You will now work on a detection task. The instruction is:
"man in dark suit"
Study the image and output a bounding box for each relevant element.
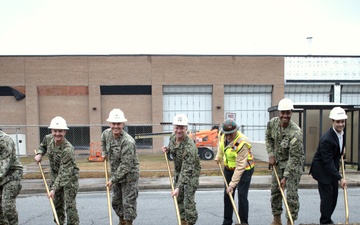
[310,107,348,224]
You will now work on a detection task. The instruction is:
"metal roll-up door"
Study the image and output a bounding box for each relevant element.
[163,85,213,130]
[224,85,272,141]
[342,85,360,105]
[285,84,332,102]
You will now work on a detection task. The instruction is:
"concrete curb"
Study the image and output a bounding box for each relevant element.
[19,183,360,195]
[19,175,360,195]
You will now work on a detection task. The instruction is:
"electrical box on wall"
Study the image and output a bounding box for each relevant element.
[9,134,26,155]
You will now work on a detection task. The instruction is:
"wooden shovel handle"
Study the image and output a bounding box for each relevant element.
[34,150,60,225]
[218,163,241,224]
[341,156,349,224]
[104,159,113,225]
[273,165,293,225]
[164,152,182,225]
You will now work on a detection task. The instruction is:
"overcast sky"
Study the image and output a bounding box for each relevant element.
[0,0,359,56]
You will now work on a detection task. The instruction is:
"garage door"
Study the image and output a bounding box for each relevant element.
[163,85,213,132]
[342,85,360,105]
[224,85,272,142]
[285,84,332,102]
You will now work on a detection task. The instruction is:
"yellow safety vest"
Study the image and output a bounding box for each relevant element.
[219,131,254,170]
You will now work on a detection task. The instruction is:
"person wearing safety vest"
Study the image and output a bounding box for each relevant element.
[215,118,254,225]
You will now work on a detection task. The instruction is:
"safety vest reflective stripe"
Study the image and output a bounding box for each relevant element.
[246,157,255,170]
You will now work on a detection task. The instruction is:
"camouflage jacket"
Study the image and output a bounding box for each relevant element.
[36,134,79,191]
[0,131,23,186]
[101,128,139,183]
[167,134,201,189]
[265,117,304,177]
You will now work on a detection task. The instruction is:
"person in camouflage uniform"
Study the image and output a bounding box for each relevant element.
[34,116,80,225]
[0,130,23,225]
[265,98,304,225]
[162,114,201,225]
[101,108,139,225]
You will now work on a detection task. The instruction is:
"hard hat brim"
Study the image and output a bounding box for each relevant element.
[221,126,238,134]
[329,116,348,120]
[48,126,69,130]
[106,119,127,123]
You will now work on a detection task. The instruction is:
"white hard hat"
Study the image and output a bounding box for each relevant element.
[172,114,189,126]
[329,107,348,120]
[48,116,69,130]
[278,98,294,111]
[106,108,127,123]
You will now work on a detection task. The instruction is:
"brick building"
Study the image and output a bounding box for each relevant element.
[0,55,286,155]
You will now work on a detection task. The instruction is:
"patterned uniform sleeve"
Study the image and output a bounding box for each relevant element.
[37,135,49,155]
[101,131,108,158]
[175,142,198,189]
[265,119,275,158]
[0,136,14,183]
[283,130,304,178]
[229,145,249,188]
[51,147,76,191]
[111,141,137,183]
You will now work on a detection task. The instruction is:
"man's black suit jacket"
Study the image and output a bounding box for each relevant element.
[310,127,343,184]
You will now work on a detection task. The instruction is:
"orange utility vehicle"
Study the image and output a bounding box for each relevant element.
[188,128,218,160]
[89,127,219,161]
[135,126,219,160]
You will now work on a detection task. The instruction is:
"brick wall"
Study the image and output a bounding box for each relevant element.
[0,55,284,154]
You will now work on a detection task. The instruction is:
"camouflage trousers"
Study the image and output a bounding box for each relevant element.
[0,180,22,225]
[270,163,302,221]
[112,180,139,222]
[51,179,79,225]
[175,175,200,224]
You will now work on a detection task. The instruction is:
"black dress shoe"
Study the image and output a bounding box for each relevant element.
[320,221,334,224]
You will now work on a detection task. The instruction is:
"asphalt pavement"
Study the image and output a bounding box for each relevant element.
[22,142,360,194]
[20,169,360,194]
